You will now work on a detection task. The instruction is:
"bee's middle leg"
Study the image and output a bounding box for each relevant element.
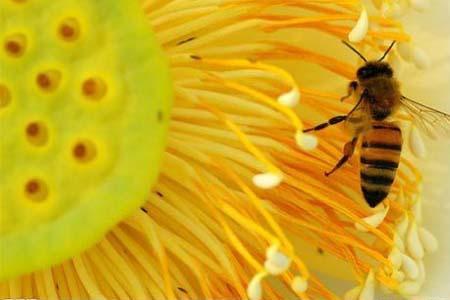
[325,136,358,176]
[340,80,358,102]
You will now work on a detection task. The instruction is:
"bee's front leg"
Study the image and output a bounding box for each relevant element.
[303,115,347,133]
[325,136,358,176]
[340,81,358,102]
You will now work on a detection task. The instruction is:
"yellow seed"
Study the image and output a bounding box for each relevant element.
[24,179,49,202]
[36,70,62,92]
[4,34,27,58]
[82,78,107,100]
[58,18,80,42]
[72,140,97,163]
[25,121,49,147]
[0,84,11,108]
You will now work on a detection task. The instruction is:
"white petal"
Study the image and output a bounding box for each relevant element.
[278,88,300,107]
[348,6,369,43]
[406,222,425,259]
[418,227,439,253]
[409,125,426,158]
[355,205,389,232]
[252,172,282,189]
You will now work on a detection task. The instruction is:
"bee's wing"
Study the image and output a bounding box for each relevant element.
[400,95,450,138]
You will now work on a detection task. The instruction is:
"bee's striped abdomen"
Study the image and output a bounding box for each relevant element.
[360,122,402,207]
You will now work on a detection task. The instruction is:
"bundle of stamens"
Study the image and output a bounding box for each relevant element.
[0,0,440,299]
[372,0,429,17]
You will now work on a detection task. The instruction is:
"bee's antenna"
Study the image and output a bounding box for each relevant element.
[341,40,367,62]
[378,41,396,61]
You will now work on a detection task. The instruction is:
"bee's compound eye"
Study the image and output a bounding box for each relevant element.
[357,67,369,78]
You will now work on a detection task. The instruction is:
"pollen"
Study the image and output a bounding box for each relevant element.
[0,0,171,280]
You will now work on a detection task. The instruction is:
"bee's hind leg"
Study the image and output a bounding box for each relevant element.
[340,81,358,102]
[325,136,358,176]
[303,115,347,133]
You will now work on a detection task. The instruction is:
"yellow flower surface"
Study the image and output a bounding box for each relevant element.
[1,0,445,299]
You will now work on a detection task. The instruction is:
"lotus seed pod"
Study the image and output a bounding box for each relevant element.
[0,0,171,280]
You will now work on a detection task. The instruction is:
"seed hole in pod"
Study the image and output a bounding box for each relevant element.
[36,70,61,92]
[0,84,11,108]
[4,34,27,57]
[82,77,107,100]
[58,18,80,42]
[25,121,49,146]
[24,178,49,202]
[72,140,97,163]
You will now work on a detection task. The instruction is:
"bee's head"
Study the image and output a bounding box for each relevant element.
[357,61,393,80]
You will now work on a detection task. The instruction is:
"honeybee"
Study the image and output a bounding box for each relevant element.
[304,41,450,207]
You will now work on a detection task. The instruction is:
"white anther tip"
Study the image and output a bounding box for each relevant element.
[381,2,405,18]
[394,233,405,252]
[406,222,424,259]
[412,197,423,224]
[398,281,422,296]
[359,269,375,300]
[265,244,278,259]
[348,6,369,43]
[409,125,426,158]
[247,276,262,300]
[418,227,439,253]
[355,205,389,232]
[395,214,409,239]
[411,47,431,69]
[344,286,362,300]
[264,246,291,275]
[409,0,429,12]
[291,276,308,293]
[278,88,300,107]
[296,132,318,150]
[388,247,403,269]
[397,43,412,62]
[401,254,419,280]
[264,260,288,275]
[392,269,405,282]
[252,172,282,189]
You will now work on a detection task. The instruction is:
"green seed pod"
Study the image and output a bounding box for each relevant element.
[0,0,171,280]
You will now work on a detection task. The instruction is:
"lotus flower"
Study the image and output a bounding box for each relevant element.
[1,0,448,299]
